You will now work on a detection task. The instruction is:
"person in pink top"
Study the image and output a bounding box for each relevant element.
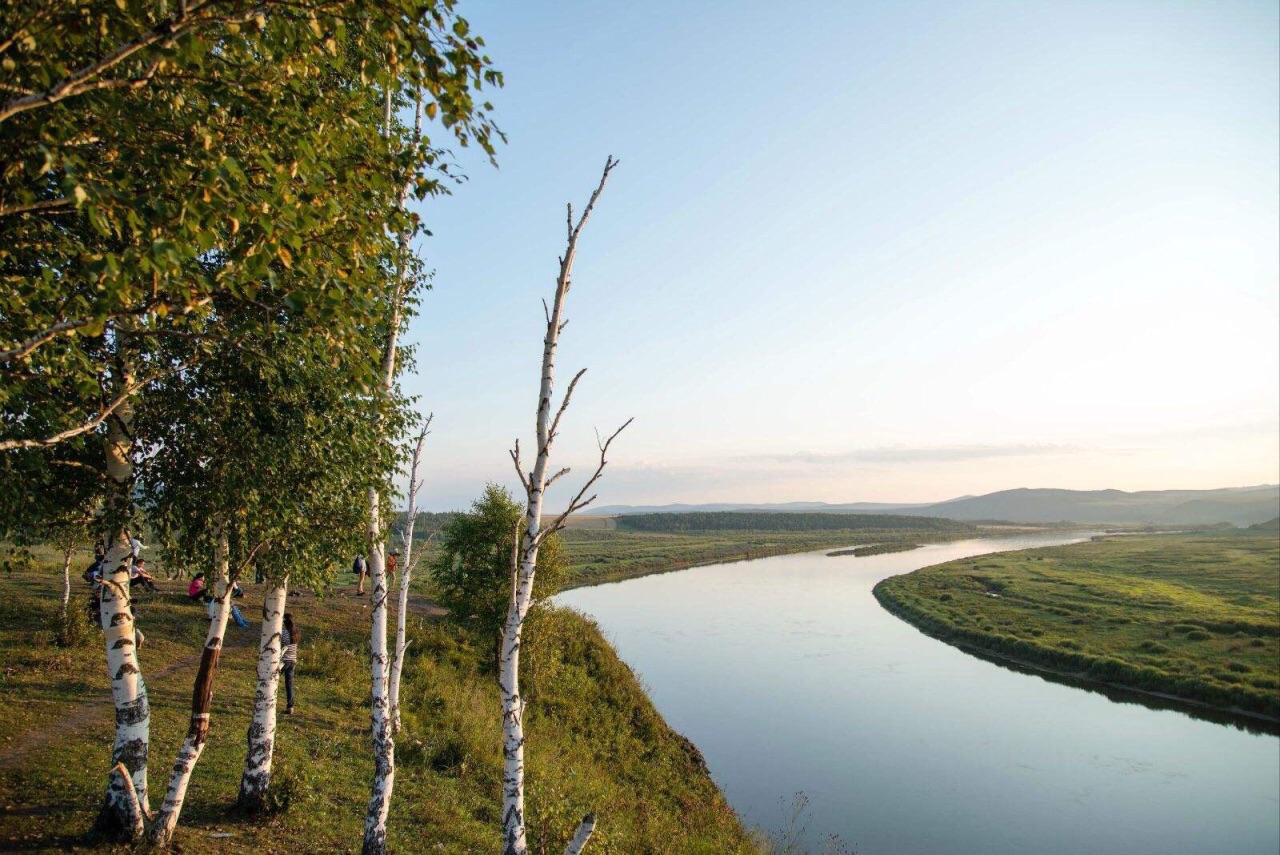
[187,572,207,601]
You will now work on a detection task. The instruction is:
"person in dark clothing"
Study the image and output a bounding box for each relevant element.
[129,557,159,592]
[281,613,300,714]
[353,554,368,596]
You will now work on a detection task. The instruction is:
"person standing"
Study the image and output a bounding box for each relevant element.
[281,613,300,715]
[353,554,368,596]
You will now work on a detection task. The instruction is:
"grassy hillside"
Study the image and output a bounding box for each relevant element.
[0,552,755,852]
[873,532,1280,723]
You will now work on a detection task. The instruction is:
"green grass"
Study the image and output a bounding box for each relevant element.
[873,531,1280,722]
[558,527,965,587]
[0,550,755,852]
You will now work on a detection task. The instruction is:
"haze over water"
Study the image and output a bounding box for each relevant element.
[560,534,1280,854]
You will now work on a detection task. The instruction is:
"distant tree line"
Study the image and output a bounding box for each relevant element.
[617,512,974,534]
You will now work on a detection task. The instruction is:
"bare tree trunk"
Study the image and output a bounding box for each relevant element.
[363,493,394,855]
[150,529,233,846]
[390,416,431,734]
[60,544,73,619]
[238,577,288,810]
[565,814,597,855]
[92,389,150,840]
[501,158,624,855]
[362,82,423,855]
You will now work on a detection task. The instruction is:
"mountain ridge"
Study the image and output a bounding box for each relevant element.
[593,485,1280,526]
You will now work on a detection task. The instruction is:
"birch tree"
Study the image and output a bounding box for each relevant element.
[500,157,630,855]
[150,529,239,846]
[138,290,385,835]
[389,414,432,734]
[1,3,503,843]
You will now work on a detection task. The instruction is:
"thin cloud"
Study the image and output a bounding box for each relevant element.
[734,444,1085,466]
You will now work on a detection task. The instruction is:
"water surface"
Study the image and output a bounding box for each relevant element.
[559,534,1280,854]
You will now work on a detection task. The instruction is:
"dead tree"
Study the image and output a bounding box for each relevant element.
[499,156,629,855]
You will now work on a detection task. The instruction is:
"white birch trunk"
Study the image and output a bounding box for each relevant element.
[565,814,597,855]
[362,494,394,855]
[362,81,423,855]
[60,545,72,618]
[238,577,288,809]
[389,418,429,734]
[94,389,150,838]
[501,159,619,855]
[150,530,233,846]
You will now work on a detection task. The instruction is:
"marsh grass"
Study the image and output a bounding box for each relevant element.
[874,532,1280,721]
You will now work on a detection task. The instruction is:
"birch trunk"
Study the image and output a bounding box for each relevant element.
[501,159,620,855]
[362,82,420,855]
[362,497,394,855]
[499,159,619,855]
[237,577,288,809]
[150,530,233,846]
[389,419,429,734]
[60,545,72,618]
[93,390,150,839]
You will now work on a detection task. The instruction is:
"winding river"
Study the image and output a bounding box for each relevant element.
[559,533,1280,854]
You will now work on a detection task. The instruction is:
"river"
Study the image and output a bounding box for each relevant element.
[558,533,1280,854]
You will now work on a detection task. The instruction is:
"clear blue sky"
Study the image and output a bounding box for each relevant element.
[400,0,1279,511]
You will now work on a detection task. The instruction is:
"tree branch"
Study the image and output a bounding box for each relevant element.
[539,417,632,541]
[0,364,183,452]
[0,196,75,217]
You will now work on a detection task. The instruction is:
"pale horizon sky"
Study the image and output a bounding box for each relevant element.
[398,0,1279,511]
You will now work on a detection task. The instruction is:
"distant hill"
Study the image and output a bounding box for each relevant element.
[1250,517,1280,531]
[598,485,1280,527]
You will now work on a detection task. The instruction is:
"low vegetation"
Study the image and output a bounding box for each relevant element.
[873,531,1280,722]
[827,543,920,558]
[0,551,755,852]
[617,512,975,534]
[559,527,963,587]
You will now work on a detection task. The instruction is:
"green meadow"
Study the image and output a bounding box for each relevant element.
[873,531,1280,722]
[0,551,754,853]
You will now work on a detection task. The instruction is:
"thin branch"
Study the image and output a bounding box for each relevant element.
[539,417,633,541]
[0,317,95,363]
[0,1,266,124]
[0,197,75,217]
[509,440,531,494]
[546,368,587,450]
[0,364,182,452]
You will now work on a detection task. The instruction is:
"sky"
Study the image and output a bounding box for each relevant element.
[397,0,1280,511]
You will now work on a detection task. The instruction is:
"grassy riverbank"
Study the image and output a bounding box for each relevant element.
[0,552,755,852]
[559,515,978,588]
[873,531,1280,723]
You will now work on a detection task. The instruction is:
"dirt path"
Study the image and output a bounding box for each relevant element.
[0,630,259,774]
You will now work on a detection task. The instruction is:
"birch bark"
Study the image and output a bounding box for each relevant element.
[93,386,150,839]
[150,529,233,846]
[60,545,72,618]
[389,417,429,734]
[362,82,420,855]
[500,158,621,855]
[238,577,288,809]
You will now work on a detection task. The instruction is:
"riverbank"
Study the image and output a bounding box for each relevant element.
[559,523,990,590]
[873,531,1280,726]
[0,553,755,852]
